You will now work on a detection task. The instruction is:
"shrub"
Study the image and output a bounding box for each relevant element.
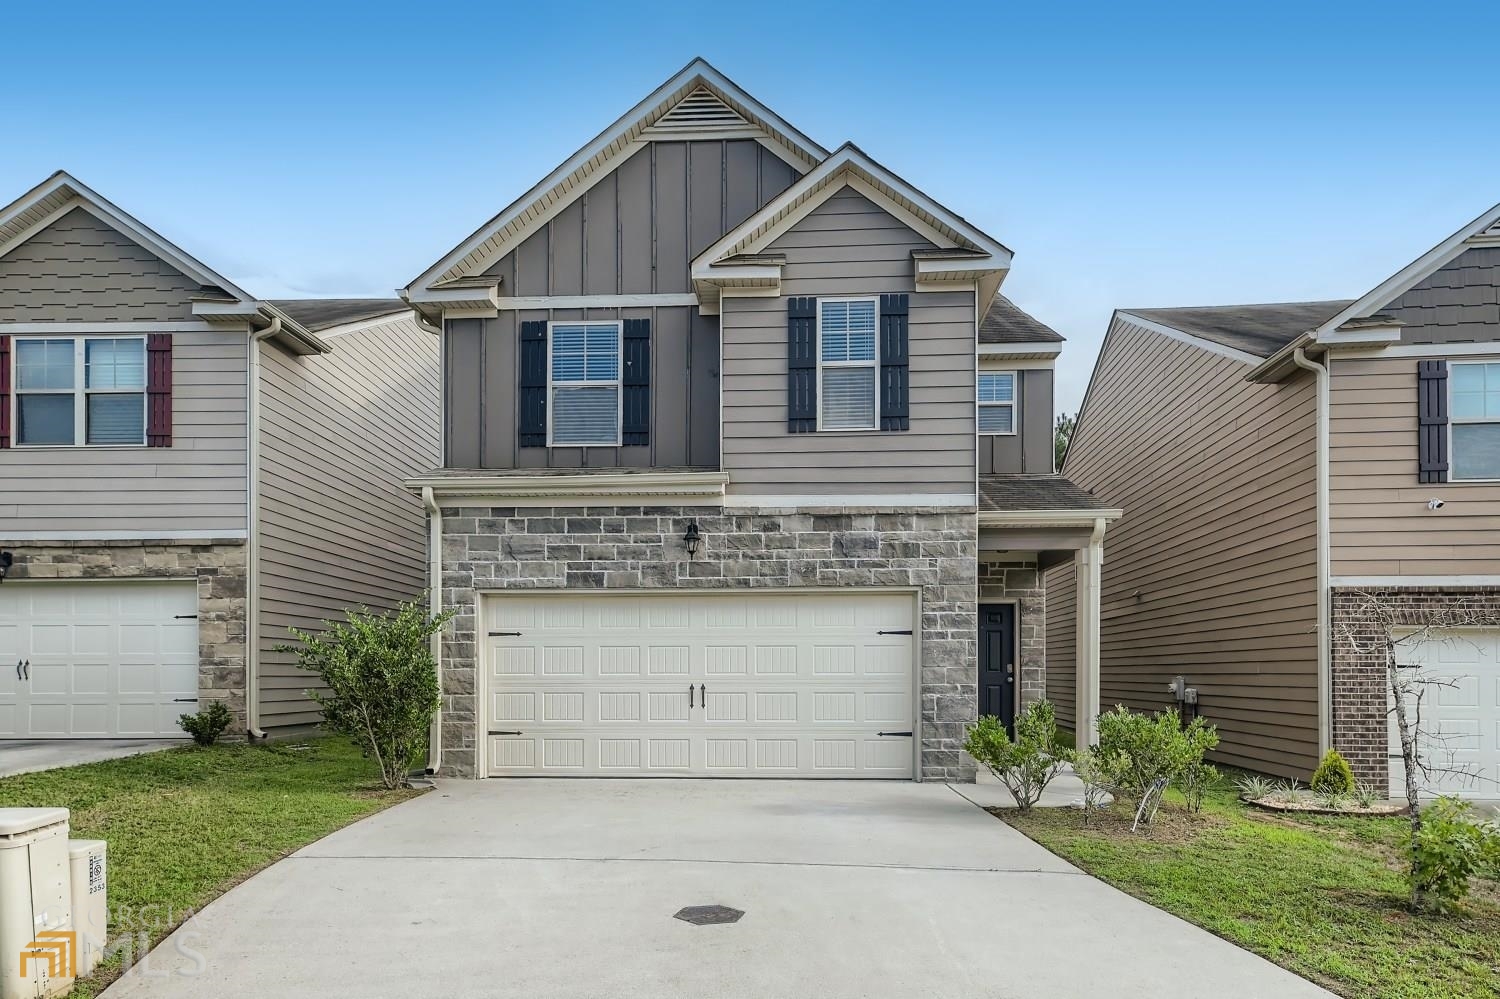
[1237,775,1275,801]
[1178,762,1220,813]
[1310,749,1356,795]
[281,598,453,790]
[1069,747,1114,823]
[1412,796,1500,910]
[964,701,1069,811]
[1093,705,1219,806]
[178,700,234,747]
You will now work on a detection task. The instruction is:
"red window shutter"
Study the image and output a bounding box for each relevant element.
[0,335,10,449]
[147,334,173,447]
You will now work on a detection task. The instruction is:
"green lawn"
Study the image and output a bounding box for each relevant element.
[998,785,1500,999]
[0,738,417,997]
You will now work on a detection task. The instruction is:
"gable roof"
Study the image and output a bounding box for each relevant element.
[402,58,829,301]
[269,298,406,333]
[1124,301,1354,359]
[981,294,1064,344]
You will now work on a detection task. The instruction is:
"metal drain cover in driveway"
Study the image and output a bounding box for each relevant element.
[673,905,744,925]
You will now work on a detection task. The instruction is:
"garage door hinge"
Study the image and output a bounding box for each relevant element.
[877,731,913,737]
[488,631,522,637]
[173,697,196,703]
[488,730,524,736]
[175,614,198,620]
[877,629,913,636]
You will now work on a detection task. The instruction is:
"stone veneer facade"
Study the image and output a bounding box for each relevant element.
[977,556,1047,713]
[5,540,249,731]
[1331,584,1500,788]
[436,505,980,780]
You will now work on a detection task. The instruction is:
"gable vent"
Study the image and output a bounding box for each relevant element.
[646,88,750,135]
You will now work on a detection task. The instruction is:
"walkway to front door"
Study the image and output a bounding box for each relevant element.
[980,603,1016,733]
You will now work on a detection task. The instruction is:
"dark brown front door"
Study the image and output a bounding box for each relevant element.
[979,604,1016,736]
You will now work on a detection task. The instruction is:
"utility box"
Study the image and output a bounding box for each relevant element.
[0,808,74,999]
[66,841,106,978]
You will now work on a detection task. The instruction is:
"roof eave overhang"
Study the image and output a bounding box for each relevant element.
[978,342,1062,360]
[406,470,731,506]
[1246,321,1403,383]
[190,300,329,354]
[978,509,1122,528]
[400,284,504,324]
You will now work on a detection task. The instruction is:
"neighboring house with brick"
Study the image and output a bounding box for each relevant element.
[0,172,440,742]
[401,58,1118,781]
[1048,200,1500,797]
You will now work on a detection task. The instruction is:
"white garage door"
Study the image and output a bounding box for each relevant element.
[0,581,199,739]
[1389,629,1500,798]
[483,591,916,778]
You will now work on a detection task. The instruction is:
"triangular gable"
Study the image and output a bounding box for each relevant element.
[402,58,828,301]
[690,143,1013,313]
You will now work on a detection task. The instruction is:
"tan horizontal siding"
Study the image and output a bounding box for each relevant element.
[1045,561,1077,731]
[720,188,975,500]
[1330,353,1500,577]
[1048,318,1319,778]
[254,316,441,731]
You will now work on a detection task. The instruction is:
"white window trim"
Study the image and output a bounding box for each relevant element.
[545,320,623,448]
[10,334,149,449]
[1448,357,1500,482]
[815,296,880,433]
[978,368,1018,437]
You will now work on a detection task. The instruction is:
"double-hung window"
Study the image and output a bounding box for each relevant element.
[818,297,878,430]
[978,371,1017,434]
[549,321,621,446]
[13,336,147,446]
[1450,361,1500,479]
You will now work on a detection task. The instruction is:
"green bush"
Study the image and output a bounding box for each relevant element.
[178,700,234,747]
[963,701,1069,811]
[281,598,452,790]
[1093,705,1219,806]
[1309,749,1356,795]
[1412,796,1500,910]
[1178,762,1221,813]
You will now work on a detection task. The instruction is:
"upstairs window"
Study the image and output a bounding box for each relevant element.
[978,371,1016,434]
[818,298,878,430]
[1451,361,1500,479]
[13,336,147,446]
[549,322,621,446]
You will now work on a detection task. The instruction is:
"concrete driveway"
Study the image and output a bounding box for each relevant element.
[0,739,181,778]
[104,780,1333,999]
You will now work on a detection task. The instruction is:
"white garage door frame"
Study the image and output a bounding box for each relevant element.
[474,587,925,780]
[0,578,200,740]
[1388,626,1500,799]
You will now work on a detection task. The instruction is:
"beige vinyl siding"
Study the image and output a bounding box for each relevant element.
[1330,353,1500,576]
[1051,317,1319,777]
[1045,560,1077,732]
[720,187,977,499]
[254,315,441,730]
[979,368,1055,474]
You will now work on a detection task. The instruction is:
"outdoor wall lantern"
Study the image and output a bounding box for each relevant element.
[0,552,13,583]
[682,522,702,558]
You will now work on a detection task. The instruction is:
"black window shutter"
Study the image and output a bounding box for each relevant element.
[879,294,909,431]
[518,321,548,448]
[622,318,650,446]
[0,335,10,449]
[146,333,173,447]
[787,297,817,433]
[1418,360,1449,483]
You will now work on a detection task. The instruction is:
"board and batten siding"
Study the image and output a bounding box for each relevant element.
[720,187,977,499]
[978,368,1055,475]
[1050,317,1320,777]
[0,208,249,536]
[254,315,441,730]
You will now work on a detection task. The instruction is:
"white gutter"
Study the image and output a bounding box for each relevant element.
[244,317,281,740]
[1074,515,1108,752]
[1292,346,1332,756]
[422,486,443,775]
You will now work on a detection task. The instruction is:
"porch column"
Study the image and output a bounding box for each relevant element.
[1073,517,1106,751]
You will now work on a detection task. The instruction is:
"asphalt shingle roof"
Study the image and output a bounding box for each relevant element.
[269,298,407,333]
[980,295,1065,344]
[1124,301,1355,359]
[978,475,1110,513]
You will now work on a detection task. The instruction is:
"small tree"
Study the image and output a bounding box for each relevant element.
[1309,748,1355,795]
[964,701,1069,810]
[282,598,452,790]
[1054,411,1076,471]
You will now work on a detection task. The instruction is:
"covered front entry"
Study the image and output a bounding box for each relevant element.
[979,604,1016,734]
[481,590,916,778]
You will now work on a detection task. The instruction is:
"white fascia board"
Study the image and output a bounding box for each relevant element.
[492,293,699,311]
[978,509,1122,528]
[404,59,829,294]
[318,310,414,340]
[0,529,248,541]
[407,470,731,504]
[1117,311,1265,366]
[728,492,977,509]
[1331,574,1500,588]
[977,342,1062,359]
[1316,325,1402,346]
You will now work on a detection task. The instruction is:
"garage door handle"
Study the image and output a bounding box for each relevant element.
[14,660,20,681]
[489,730,524,736]
[21,660,28,681]
[877,629,913,636]
[173,698,197,703]
[688,684,695,708]
[877,731,913,737]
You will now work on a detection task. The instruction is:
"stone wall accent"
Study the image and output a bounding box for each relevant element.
[1331,585,1500,788]
[437,505,978,781]
[977,556,1046,713]
[5,540,249,731]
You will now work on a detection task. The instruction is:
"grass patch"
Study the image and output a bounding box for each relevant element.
[998,784,1500,999]
[0,738,417,997]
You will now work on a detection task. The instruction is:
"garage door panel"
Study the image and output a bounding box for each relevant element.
[483,592,916,778]
[1390,629,1500,798]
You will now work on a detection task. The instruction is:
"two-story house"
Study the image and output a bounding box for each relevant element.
[0,172,440,743]
[1050,201,1500,797]
[402,59,1117,781]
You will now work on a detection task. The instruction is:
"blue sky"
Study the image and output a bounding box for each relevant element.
[6,1,1496,411]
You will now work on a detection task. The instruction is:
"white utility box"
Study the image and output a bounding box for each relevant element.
[0,808,74,999]
[66,841,106,978]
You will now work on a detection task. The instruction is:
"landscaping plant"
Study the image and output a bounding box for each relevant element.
[1236,775,1275,802]
[1309,748,1356,795]
[177,700,234,747]
[1411,796,1500,911]
[1092,705,1219,819]
[963,701,1069,811]
[1178,761,1220,814]
[283,597,453,790]
[1069,746,1113,824]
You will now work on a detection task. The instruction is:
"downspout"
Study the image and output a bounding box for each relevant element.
[1292,346,1332,756]
[422,486,443,774]
[244,317,281,740]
